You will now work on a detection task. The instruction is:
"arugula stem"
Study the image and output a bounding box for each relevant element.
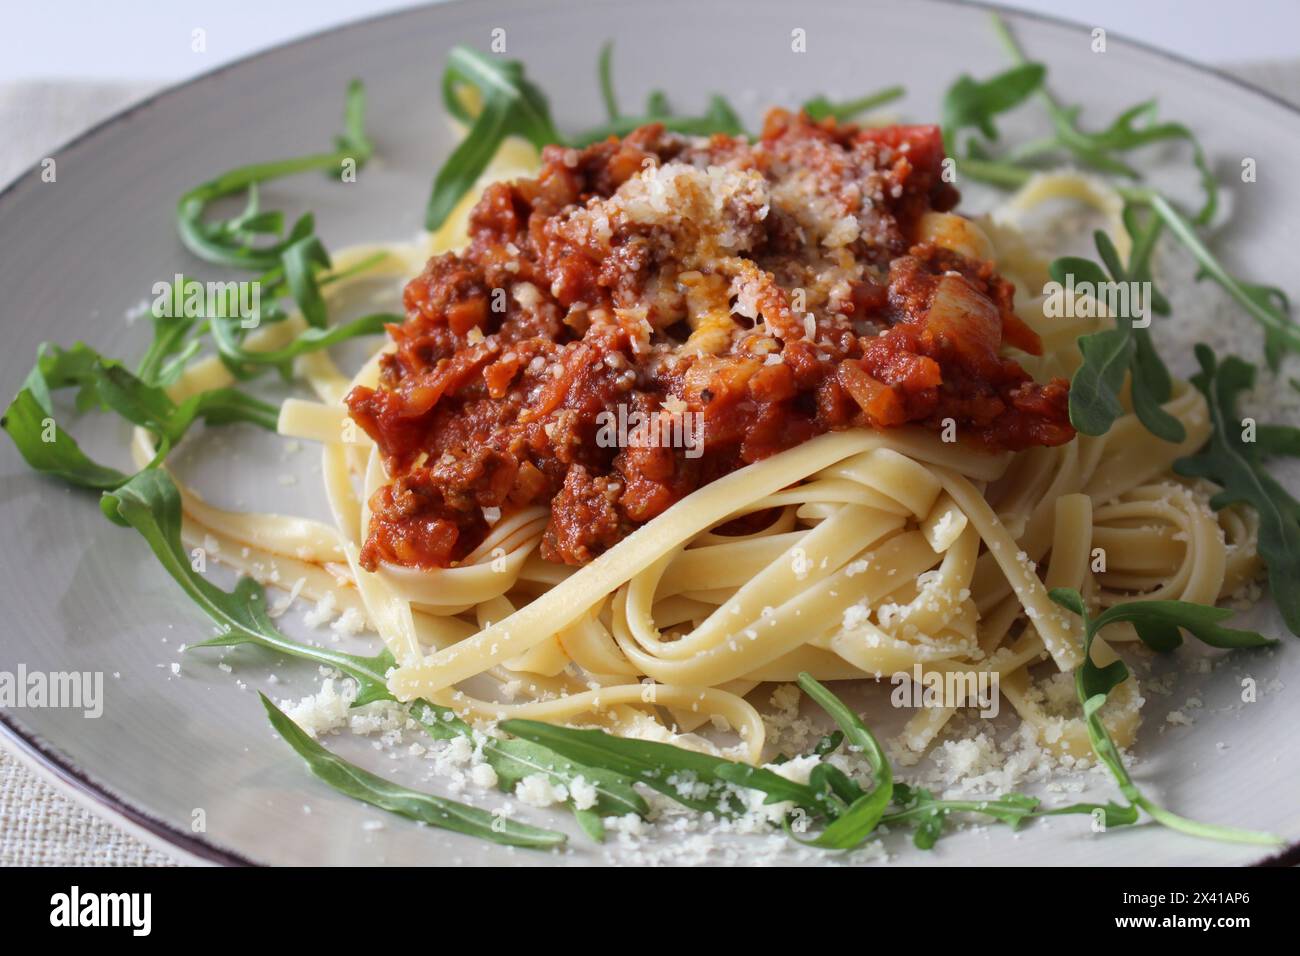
[992,13,1064,115]
[1003,135,1060,162]
[803,86,907,123]
[1135,797,1281,846]
[1126,210,1164,276]
[880,799,1017,825]
[598,41,619,120]
[837,85,907,116]
[573,111,745,146]
[1144,193,1300,351]
[211,312,395,369]
[954,155,1033,189]
[196,603,393,691]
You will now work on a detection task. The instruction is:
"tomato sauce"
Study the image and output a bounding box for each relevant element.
[347,110,1072,569]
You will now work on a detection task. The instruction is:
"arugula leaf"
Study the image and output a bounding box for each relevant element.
[989,16,1217,223]
[1174,347,1300,637]
[187,581,397,708]
[950,17,1300,373]
[171,386,280,435]
[1120,205,1171,316]
[792,673,894,848]
[102,469,396,706]
[1068,326,1134,437]
[1,388,130,489]
[812,730,844,757]
[428,42,903,223]
[500,668,1271,849]
[645,90,671,118]
[1146,194,1300,359]
[408,698,472,739]
[136,310,202,388]
[958,17,1297,362]
[281,233,333,329]
[482,737,648,840]
[886,784,1042,850]
[942,63,1045,142]
[572,808,606,843]
[1106,209,1183,445]
[1051,228,1185,442]
[1257,422,1300,459]
[499,719,825,816]
[808,762,862,807]
[572,94,747,146]
[1049,588,1279,845]
[1237,282,1294,371]
[261,694,565,849]
[90,360,277,447]
[712,760,827,808]
[426,47,563,230]
[1013,100,1216,221]
[334,76,374,160]
[792,676,1126,849]
[414,705,639,824]
[197,250,392,380]
[177,81,373,270]
[410,702,644,842]
[4,346,275,490]
[1130,328,1182,441]
[24,341,106,413]
[1038,799,1142,831]
[1048,586,1271,655]
[92,362,182,436]
[1086,600,1274,653]
[209,311,394,375]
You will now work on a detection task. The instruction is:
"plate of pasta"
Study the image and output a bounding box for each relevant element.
[1,0,1299,866]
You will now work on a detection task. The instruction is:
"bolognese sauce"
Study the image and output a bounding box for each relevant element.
[346,109,1073,571]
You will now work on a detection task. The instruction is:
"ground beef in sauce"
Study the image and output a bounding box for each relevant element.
[346,109,1074,570]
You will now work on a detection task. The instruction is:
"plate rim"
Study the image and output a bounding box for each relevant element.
[0,716,253,866]
[1,0,1297,867]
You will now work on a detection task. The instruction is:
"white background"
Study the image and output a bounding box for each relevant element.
[0,0,1297,84]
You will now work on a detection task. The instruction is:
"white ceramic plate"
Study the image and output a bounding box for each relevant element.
[1,0,1297,866]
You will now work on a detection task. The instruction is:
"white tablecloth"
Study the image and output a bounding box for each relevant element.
[2,59,1298,866]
